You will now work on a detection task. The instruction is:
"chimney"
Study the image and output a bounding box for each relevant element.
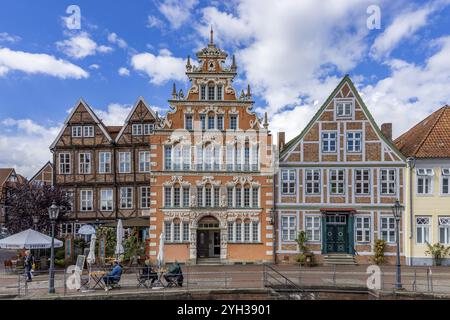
[381,123,392,140]
[278,132,285,151]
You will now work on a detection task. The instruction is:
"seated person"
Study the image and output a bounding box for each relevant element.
[140,260,158,285]
[102,260,123,290]
[164,261,183,287]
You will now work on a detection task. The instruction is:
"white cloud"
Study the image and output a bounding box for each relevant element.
[157,0,199,29]
[118,67,130,77]
[94,103,132,126]
[107,33,128,49]
[147,15,164,29]
[131,49,186,84]
[56,32,113,59]
[0,32,21,43]
[370,4,439,59]
[0,47,88,79]
[89,64,100,70]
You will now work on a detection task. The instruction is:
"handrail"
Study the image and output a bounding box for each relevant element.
[263,263,314,299]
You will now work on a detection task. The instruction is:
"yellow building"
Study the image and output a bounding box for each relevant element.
[395,105,450,266]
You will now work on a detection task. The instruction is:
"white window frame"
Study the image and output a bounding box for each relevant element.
[335,99,353,117]
[80,190,93,212]
[100,189,113,211]
[140,186,151,209]
[132,124,143,136]
[416,216,431,245]
[354,169,370,195]
[380,169,396,195]
[416,168,434,195]
[78,152,91,174]
[355,216,371,243]
[322,131,337,153]
[143,123,154,135]
[305,169,321,195]
[229,115,238,130]
[346,131,362,153]
[83,126,94,137]
[72,126,82,137]
[99,152,111,174]
[281,216,296,242]
[329,169,345,195]
[380,216,396,244]
[139,151,151,173]
[118,152,131,173]
[185,114,193,130]
[305,215,321,242]
[120,187,133,209]
[59,153,71,175]
[439,217,450,244]
[281,169,296,195]
[441,169,450,195]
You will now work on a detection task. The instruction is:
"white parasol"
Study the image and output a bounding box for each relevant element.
[114,219,124,258]
[0,229,63,249]
[157,232,165,269]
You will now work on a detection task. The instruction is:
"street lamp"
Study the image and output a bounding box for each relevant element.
[32,215,39,230]
[392,199,403,290]
[48,201,60,294]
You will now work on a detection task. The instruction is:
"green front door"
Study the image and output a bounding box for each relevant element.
[325,214,349,253]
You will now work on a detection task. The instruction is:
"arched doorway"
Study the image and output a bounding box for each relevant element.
[196,216,221,259]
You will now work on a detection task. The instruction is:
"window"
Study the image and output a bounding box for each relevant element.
[251,145,258,171]
[213,187,220,207]
[204,145,213,171]
[99,152,111,174]
[217,115,224,130]
[235,186,242,207]
[229,115,238,130]
[164,187,171,207]
[355,169,370,195]
[173,186,181,207]
[120,187,133,209]
[200,85,206,100]
[244,187,250,207]
[139,151,151,173]
[119,152,131,173]
[183,222,189,242]
[347,132,362,152]
[439,217,450,244]
[252,221,259,242]
[205,186,212,207]
[244,220,250,242]
[66,190,74,211]
[213,147,220,171]
[217,85,223,100]
[141,187,151,209]
[252,187,259,207]
[182,145,191,170]
[228,222,234,242]
[355,217,370,242]
[281,216,296,241]
[380,217,396,243]
[100,189,113,211]
[80,190,93,211]
[442,169,450,194]
[381,169,396,195]
[79,153,91,174]
[72,126,82,137]
[200,115,206,130]
[226,145,234,171]
[329,169,345,195]
[59,153,71,174]
[143,123,154,135]
[416,217,430,244]
[182,187,190,207]
[336,100,353,117]
[196,145,203,170]
[165,222,171,241]
[197,187,203,207]
[173,221,181,242]
[164,146,172,170]
[244,146,250,171]
[185,114,193,130]
[132,124,142,136]
[83,126,94,137]
[227,188,233,207]
[208,115,215,129]
[417,168,433,194]
[305,169,320,195]
[235,146,242,171]
[173,147,182,170]
[322,132,337,153]
[235,220,242,242]
[305,216,321,242]
[208,85,215,100]
[281,169,296,195]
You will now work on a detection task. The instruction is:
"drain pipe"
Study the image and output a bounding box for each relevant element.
[406,157,416,265]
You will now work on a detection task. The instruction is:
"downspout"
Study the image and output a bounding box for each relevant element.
[273,174,277,265]
[406,157,416,264]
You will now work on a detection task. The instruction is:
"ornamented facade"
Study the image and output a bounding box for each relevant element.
[276,76,406,264]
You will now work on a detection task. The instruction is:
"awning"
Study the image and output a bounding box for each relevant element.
[320,208,356,213]
[103,217,149,228]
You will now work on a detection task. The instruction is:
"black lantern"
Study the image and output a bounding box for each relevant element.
[391,199,403,290]
[48,201,60,294]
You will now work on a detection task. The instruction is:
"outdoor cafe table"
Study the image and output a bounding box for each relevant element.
[89,271,106,289]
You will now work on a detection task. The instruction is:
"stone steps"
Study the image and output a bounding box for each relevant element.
[196,258,222,265]
[323,254,357,265]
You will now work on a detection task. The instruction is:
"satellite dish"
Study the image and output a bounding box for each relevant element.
[78,224,96,235]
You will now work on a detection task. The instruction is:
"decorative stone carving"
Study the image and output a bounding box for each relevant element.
[229,107,239,115]
[196,176,221,187]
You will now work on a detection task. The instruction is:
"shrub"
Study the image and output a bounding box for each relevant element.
[373,239,386,265]
[425,242,450,266]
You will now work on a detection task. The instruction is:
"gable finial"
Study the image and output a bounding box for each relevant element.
[172,83,178,99]
[247,84,251,98]
[210,25,214,45]
[264,112,269,129]
[186,55,192,71]
[231,54,237,71]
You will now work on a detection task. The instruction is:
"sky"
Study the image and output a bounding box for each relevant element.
[1,0,450,177]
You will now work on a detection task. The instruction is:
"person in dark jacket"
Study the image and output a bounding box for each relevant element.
[164,261,183,287]
[23,250,35,282]
[140,260,158,286]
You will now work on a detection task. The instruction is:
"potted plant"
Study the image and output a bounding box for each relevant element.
[425,242,450,266]
[373,239,386,265]
[296,230,314,266]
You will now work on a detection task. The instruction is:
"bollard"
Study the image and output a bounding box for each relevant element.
[333,264,337,287]
[412,268,417,292]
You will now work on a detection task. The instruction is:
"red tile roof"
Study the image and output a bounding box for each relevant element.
[395,105,450,158]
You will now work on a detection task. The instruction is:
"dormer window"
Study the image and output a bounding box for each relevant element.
[335,99,353,117]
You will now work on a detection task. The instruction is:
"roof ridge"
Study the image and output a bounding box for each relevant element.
[411,105,447,156]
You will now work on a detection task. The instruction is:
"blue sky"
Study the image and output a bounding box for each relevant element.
[1,0,450,177]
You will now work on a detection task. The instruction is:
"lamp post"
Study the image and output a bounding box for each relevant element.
[32,215,39,230]
[392,199,403,290]
[48,201,60,294]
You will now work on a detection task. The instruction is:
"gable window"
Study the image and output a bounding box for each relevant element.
[99,152,111,174]
[132,124,142,136]
[100,189,113,211]
[200,85,206,100]
[140,186,151,209]
[380,216,396,243]
[229,115,238,130]
[355,169,370,195]
[185,114,193,130]
[217,115,224,130]
[120,187,133,209]
[139,151,150,173]
[281,216,296,241]
[336,100,353,117]
[281,169,296,195]
[59,153,71,174]
[417,168,433,195]
[80,190,93,211]
[143,123,154,135]
[72,126,82,137]
[83,126,94,137]
[305,216,321,242]
[416,216,430,244]
[380,169,396,195]
[164,146,172,170]
[442,169,450,194]
[355,216,370,242]
[439,217,450,244]
[305,169,321,195]
[329,169,345,195]
[118,152,131,173]
[79,153,91,174]
[322,132,337,153]
[347,132,362,152]
[208,85,215,100]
